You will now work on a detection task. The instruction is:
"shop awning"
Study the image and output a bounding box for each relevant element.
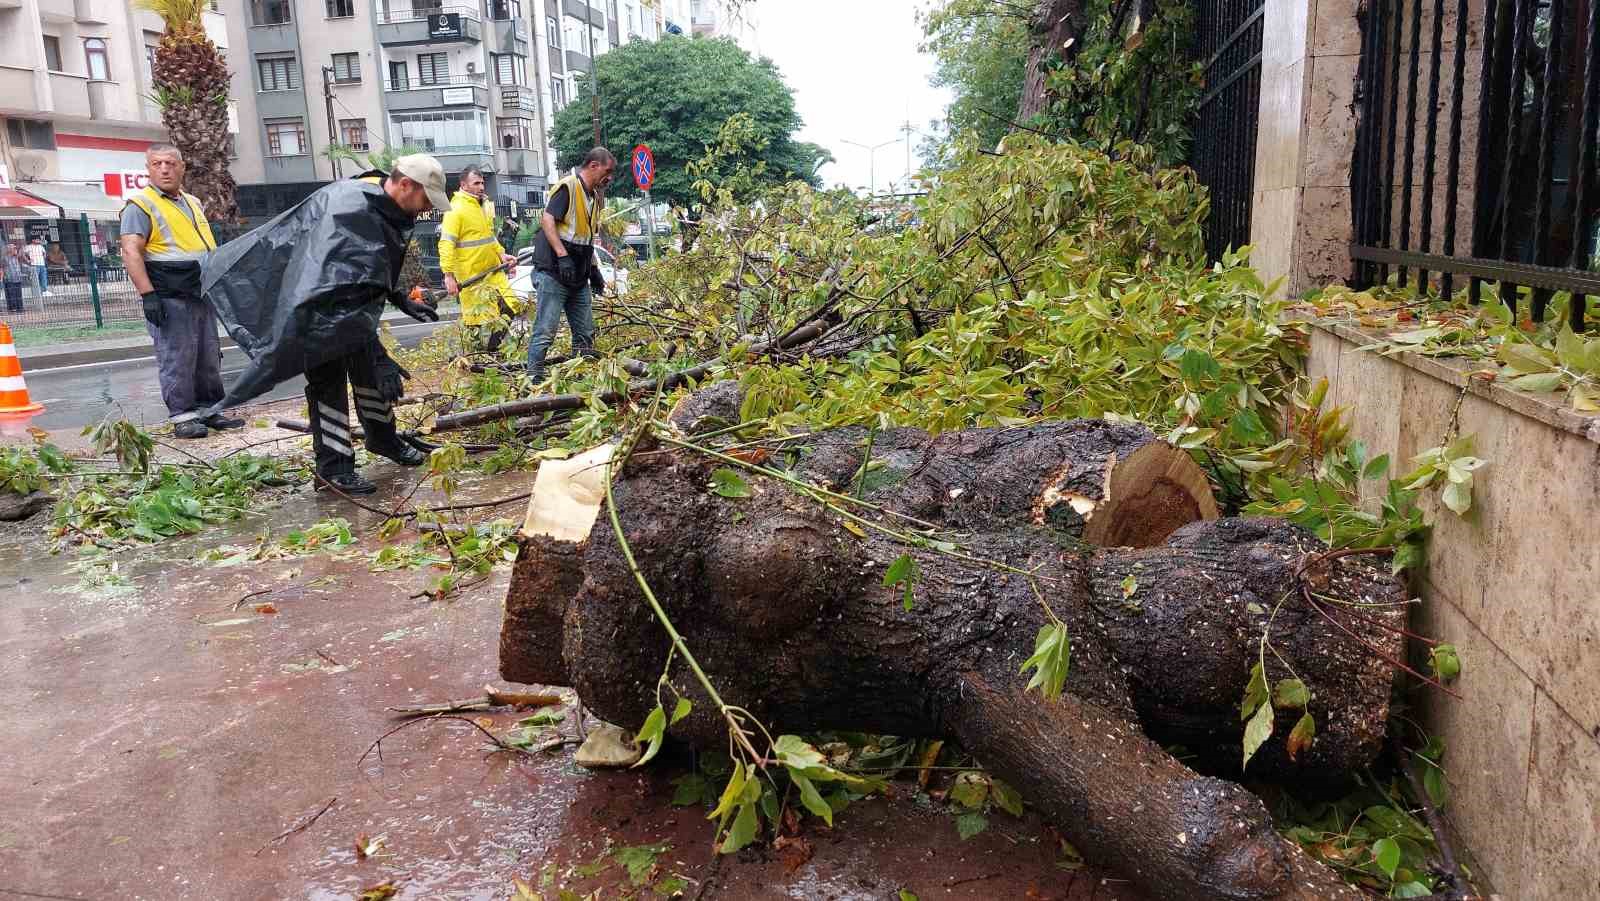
[0,188,56,220]
[14,182,124,221]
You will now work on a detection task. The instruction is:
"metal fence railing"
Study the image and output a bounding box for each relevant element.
[2,216,251,333]
[1188,0,1266,263]
[1350,0,1599,329]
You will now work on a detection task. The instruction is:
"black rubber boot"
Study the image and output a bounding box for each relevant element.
[315,471,377,495]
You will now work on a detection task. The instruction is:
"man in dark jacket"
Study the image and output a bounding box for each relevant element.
[202,154,448,496]
[526,147,615,383]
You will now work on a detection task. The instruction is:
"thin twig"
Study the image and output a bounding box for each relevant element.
[356,714,521,770]
[1403,759,1470,899]
[253,796,336,856]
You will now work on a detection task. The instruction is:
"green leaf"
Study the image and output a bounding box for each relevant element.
[1440,479,1473,515]
[791,771,834,826]
[721,798,759,854]
[654,875,690,896]
[671,772,709,806]
[1362,453,1391,481]
[1422,762,1448,808]
[1119,573,1138,598]
[670,697,692,725]
[612,843,668,886]
[1509,371,1565,393]
[1020,622,1070,699]
[1372,836,1401,879]
[1229,408,1271,444]
[708,468,751,498]
[1285,712,1315,761]
[1272,678,1310,709]
[632,704,667,767]
[882,552,920,611]
[954,812,988,840]
[1239,660,1269,720]
[989,778,1024,817]
[1242,695,1275,768]
[898,891,919,901]
[1429,643,1461,682]
[1178,348,1221,382]
[1393,882,1434,898]
[948,772,989,810]
[708,762,747,825]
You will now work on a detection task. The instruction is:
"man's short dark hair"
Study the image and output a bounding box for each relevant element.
[460,164,484,180]
[581,147,616,169]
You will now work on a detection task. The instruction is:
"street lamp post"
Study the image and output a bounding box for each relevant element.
[842,137,901,197]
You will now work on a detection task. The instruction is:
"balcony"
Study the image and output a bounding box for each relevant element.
[494,16,528,47]
[564,49,590,73]
[499,147,538,175]
[48,72,91,119]
[73,0,110,23]
[383,72,488,111]
[376,4,482,46]
[0,66,39,107]
[429,146,493,172]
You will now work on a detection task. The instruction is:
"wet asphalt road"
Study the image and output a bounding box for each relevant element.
[22,319,447,431]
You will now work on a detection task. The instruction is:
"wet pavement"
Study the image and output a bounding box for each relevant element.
[21,319,448,431]
[0,423,1142,901]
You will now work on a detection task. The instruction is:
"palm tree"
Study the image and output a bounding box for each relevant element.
[136,0,238,223]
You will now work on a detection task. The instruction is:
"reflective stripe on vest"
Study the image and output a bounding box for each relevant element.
[126,186,216,262]
[552,173,596,247]
[456,235,497,248]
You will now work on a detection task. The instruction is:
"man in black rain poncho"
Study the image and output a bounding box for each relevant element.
[202,154,448,495]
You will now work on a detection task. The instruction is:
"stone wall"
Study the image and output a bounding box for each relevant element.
[1252,0,1485,295]
[1304,318,1600,898]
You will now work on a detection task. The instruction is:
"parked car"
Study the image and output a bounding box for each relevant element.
[511,244,629,298]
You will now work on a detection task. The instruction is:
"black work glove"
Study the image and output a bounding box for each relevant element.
[390,289,439,323]
[141,291,165,328]
[369,339,413,402]
[588,264,605,296]
[556,254,578,287]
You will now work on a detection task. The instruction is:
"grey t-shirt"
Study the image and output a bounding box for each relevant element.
[118,201,153,240]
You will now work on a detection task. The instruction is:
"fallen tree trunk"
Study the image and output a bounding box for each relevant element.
[501,408,1402,900]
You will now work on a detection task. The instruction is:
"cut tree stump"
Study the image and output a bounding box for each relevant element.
[501,396,1402,900]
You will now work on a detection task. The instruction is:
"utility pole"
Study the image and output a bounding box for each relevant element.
[900,119,915,189]
[322,66,341,178]
[586,4,601,146]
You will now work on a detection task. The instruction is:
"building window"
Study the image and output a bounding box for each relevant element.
[563,16,587,54]
[497,116,534,149]
[417,52,449,86]
[493,53,523,86]
[389,110,489,154]
[331,52,361,83]
[5,119,56,150]
[265,118,307,156]
[43,36,64,71]
[388,60,409,90]
[257,56,299,91]
[340,117,369,150]
[546,16,559,46]
[326,0,354,16]
[491,0,520,20]
[550,76,566,109]
[83,38,111,80]
[250,0,292,25]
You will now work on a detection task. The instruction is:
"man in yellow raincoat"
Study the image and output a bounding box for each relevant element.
[438,164,520,351]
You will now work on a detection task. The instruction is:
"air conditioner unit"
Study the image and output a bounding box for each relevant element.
[466,61,477,73]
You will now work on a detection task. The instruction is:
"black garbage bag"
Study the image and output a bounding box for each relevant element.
[201,174,414,412]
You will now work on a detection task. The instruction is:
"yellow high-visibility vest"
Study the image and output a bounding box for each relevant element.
[549,172,597,247]
[125,185,216,262]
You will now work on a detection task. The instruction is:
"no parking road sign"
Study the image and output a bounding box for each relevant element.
[632,144,655,191]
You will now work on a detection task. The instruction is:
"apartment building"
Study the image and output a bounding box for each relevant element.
[0,0,233,258]
[689,0,755,52]
[224,0,560,221]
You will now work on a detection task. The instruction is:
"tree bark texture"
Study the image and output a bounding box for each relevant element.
[501,412,1403,900]
[1019,0,1086,120]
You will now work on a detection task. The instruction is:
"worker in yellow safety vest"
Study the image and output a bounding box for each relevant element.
[438,164,520,352]
[120,142,243,439]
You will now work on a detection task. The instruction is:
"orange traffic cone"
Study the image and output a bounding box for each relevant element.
[0,322,45,416]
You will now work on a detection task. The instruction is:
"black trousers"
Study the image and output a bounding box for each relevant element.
[304,344,400,477]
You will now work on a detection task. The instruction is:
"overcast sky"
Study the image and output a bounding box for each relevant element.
[753,1,951,194]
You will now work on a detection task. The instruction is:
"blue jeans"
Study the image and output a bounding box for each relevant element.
[33,265,47,294]
[526,269,594,381]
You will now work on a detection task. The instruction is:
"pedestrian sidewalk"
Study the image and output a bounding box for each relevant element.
[17,306,461,369]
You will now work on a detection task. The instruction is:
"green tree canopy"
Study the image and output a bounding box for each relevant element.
[918,0,1030,166]
[553,35,828,207]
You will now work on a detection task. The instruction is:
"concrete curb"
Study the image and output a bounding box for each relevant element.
[19,310,462,370]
